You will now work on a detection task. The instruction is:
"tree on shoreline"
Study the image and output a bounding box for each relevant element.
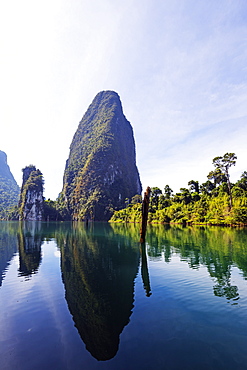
[212,153,237,209]
[110,152,247,226]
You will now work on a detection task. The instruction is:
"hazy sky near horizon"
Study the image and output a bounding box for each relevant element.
[1,0,247,199]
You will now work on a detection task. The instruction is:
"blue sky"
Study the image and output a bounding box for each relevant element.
[1,0,247,199]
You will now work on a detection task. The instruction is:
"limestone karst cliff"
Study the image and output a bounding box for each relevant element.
[18,165,44,221]
[60,90,142,221]
[0,150,20,218]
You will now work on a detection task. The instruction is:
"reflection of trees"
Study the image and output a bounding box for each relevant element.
[206,251,239,302]
[0,222,19,286]
[110,222,140,240]
[57,222,140,361]
[18,222,42,278]
[146,225,247,304]
[213,283,239,301]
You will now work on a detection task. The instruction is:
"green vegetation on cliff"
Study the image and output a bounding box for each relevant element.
[60,90,142,221]
[0,150,20,219]
[110,153,247,226]
[18,165,45,221]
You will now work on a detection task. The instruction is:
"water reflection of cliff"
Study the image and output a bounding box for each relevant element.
[17,222,43,278]
[58,223,140,361]
[145,225,247,303]
[0,222,19,286]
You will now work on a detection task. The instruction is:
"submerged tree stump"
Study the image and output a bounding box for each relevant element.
[140,186,151,243]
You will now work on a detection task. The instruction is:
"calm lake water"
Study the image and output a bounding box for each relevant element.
[1,222,247,370]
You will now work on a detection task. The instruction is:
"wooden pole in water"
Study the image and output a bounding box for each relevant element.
[140,186,151,243]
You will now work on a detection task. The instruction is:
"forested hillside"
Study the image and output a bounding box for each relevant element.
[0,151,20,219]
[110,153,247,226]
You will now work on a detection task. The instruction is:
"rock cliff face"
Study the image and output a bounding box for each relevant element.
[61,90,142,221]
[19,166,44,221]
[0,150,20,218]
[0,150,17,182]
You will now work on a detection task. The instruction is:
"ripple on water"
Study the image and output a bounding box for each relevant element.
[145,253,247,319]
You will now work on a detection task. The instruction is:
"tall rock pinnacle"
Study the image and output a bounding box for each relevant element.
[61,90,142,221]
[18,165,44,221]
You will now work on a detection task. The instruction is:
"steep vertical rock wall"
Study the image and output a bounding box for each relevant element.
[0,150,18,182]
[19,166,44,221]
[61,90,142,221]
[0,150,20,218]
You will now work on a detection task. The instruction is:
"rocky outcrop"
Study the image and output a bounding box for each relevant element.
[61,90,142,221]
[0,150,17,182]
[0,150,20,218]
[18,165,44,221]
